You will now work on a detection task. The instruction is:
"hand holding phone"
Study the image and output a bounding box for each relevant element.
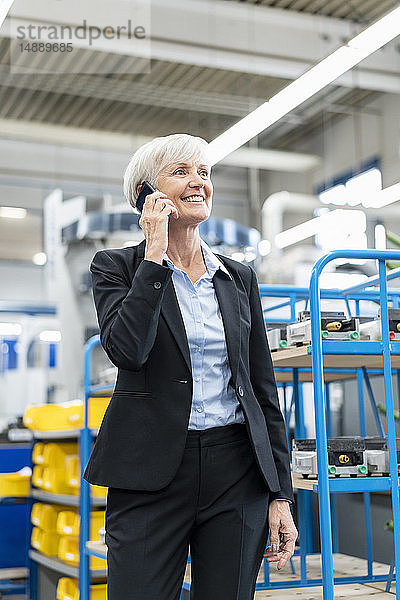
[136,181,156,213]
[136,181,179,264]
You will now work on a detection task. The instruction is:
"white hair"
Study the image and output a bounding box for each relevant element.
[123,133,210,209]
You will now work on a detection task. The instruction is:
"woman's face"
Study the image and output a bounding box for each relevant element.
[156,157,213,225]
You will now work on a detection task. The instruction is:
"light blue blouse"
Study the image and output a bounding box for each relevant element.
[164,238,245,430]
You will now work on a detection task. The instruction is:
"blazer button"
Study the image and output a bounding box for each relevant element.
[237,385,244,397]
[153,281,162,289]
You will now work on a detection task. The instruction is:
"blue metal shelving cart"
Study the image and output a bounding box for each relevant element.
[256,250,400,599]
[310,250,400,600]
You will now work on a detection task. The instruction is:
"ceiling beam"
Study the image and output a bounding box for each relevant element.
[4,0,400,94]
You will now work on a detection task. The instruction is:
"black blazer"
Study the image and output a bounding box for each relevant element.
[83,239,294,503]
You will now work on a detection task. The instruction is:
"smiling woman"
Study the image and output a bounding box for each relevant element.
[85,133,296,600]
[123,133,214,274]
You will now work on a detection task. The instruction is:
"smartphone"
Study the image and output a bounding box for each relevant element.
[136,181,156,213]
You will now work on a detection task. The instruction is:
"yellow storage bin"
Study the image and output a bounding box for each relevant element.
[31,503,69,531]
[65,456,79,489]
[91,484,107,499]
[65,456,107,497]
[32,465,44,489]
[32,442,45,465]
[42,443,77,469]
[88,397,111,429]
[42,467,78,495]
[23,398,111,432]
[56,510,105,539]
[31,527,60,556]
[56,577,106,600]
[23,401,83,431]
[0,467,31,497]
[58,536,105,569]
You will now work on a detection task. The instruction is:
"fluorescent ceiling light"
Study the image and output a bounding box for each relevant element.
[275,209,365,249]
[32,252,47,265]
[39,330,61,343]
[208,6,400,164]
[0,322,21,336]
[0,0,15,29]
[220,147,320,172]
[0,206,27,219]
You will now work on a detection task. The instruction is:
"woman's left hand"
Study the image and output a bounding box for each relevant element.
[264,500,298,570]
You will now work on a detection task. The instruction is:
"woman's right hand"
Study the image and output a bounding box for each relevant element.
[139,190,179,264]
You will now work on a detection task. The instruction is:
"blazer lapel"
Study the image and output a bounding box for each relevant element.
[136,239,192,373]
[135,240,241,382]
[160,283,192,374]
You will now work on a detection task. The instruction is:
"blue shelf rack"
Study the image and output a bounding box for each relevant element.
[310,250,400,600]
[256,250,400,599]
[79,335,109,600]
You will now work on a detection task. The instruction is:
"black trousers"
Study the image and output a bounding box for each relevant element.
[105,423,270,600]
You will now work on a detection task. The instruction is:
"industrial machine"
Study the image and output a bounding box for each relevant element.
[286,310,360,346]
[365,437,400,476]
[359,308,400,341]
[292,437,368,478]
[267,326,287,350]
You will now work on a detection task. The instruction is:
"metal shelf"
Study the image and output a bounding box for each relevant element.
[272,341,400,371]
[0,567,28,580]
[31,489,106,507]
[29,550,106,578]
[86,541,107,559]
[88,384,114,396]
[33,428,99,439]
[0,496,28,504]
[274,367,356,383]
[292,473,393,493]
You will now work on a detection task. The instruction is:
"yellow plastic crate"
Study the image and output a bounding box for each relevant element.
[58,537,105,569]
[65,456,107,497]
[65,456,79,489]
[31,527,60,556]
[23,398,111,432]
[56,510,105,539]
[91,484,107,499]
[87,397,111,429]
[31,503,70,531]
[23,401,84,431]
[0,467,31,497]
[32,442,45,465]
[56,577,106,600]
[42,443,77,469]
[42,467,78,495]
[32,465,44,489]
